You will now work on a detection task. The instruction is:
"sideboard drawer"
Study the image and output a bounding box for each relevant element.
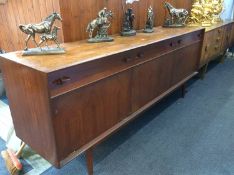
[48,31,203,98]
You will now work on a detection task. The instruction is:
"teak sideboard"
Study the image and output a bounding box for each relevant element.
[200,21,234,76]
[0,26,204,175]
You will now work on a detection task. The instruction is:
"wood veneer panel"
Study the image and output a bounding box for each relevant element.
[0,58,59,166]
[52,70,133,160]
[2,26,203,73]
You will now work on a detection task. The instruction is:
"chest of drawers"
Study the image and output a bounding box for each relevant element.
[0,26,204,174]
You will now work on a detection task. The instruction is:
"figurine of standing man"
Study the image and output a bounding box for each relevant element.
[144,6,154,33]
[121,8,136,36]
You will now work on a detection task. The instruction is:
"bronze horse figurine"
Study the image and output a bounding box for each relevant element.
[164,2,188,25]
[86,10,113,38]
[19,12,62,50]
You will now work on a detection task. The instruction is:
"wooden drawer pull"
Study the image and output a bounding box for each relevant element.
[136,52,144,58]
[123,57,133,63]
[53,76,71,85]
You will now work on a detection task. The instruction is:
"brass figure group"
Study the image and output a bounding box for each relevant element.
[19,12,64,55]
[188,0,224,27]
[17,1,225,56]
[86,7,113,43]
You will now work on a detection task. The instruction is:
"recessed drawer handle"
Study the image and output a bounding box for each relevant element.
[53,76,71,85]
[136,52,144,58]
[205,46,208,52]
[123,57,133,63]
[170,42,173,47]
[214,46,219,50]
[177,39,182,44]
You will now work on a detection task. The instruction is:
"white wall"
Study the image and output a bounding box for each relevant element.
[221,0,234,20]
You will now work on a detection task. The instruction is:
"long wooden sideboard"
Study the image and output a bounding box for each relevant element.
[0,27,204,175]
[199,21,234,77]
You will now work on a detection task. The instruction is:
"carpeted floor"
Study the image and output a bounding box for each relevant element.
[1,57,234,175]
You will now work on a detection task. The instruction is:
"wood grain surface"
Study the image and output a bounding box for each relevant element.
[1,26,203,73]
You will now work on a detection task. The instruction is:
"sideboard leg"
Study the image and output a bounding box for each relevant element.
[86,148,94,175]
[181,83,186,98]
[219,51,226,63]
[199,63,208,80]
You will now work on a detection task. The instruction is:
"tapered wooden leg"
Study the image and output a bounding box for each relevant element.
[86,148,93,175]
[199,63,208,80]
[219,51,227,63]
[181,83,186,98]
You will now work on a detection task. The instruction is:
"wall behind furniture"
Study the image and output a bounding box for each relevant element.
[59,0,193,42]
[0,0,192,51]
[0,0,63,52]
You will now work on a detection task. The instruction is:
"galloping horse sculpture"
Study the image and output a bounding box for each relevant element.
[164,2,188,27]
[86,10,113,39]
[19,12,62,50]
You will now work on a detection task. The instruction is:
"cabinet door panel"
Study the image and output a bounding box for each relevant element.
[132,53,174,111]
[52,70,132,160]
[171,43,201,85]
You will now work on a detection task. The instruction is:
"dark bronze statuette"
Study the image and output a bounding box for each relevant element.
[163,2,188,28]
[121,8,136,36]
[19,12,64,56]
[86,7,113,43]
[143,6,154,33]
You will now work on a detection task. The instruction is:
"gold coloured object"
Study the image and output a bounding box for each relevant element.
[188,0,224,27]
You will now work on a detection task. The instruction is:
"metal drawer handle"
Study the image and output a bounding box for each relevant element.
[53,76,71,85]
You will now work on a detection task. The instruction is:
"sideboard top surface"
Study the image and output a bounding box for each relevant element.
[205,20,234,32]
[0,26,204,73]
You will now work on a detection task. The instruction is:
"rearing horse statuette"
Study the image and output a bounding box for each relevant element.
[19,12,62,51]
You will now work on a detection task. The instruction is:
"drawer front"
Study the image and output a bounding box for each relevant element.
[48,30,203,98]
[208,27,224,60]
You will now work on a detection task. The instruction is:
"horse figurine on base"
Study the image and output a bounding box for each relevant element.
[163,2,188,27]
[86,8,113,42]
[19,12,62,51]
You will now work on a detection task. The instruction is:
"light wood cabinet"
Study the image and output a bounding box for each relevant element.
[200,21,234,68]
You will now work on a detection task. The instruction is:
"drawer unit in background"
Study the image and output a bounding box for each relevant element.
[200,21,234,69]
[0,26,204,175]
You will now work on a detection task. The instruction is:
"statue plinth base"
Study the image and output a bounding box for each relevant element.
[201,22,212,27]
[22,47,65,56]
[121,30,136,36]
[143,28,154,33]
[163,23,186,28]
[88,37,114,43]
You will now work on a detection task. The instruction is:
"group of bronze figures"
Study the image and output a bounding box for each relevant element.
[18,2,189,55]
